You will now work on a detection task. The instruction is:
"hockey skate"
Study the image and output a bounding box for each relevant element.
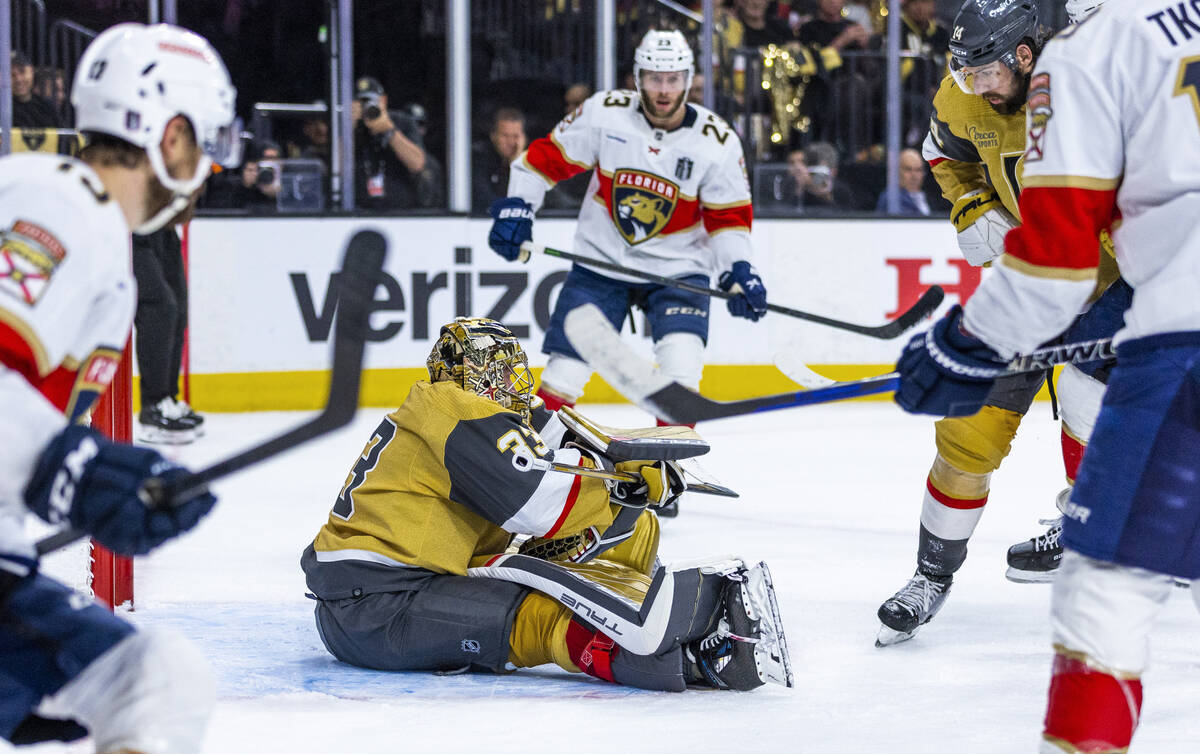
[876,570,953,647]
[685,562,793,689]
[1006,517,1063,583]
[171,397,205,436]
[137,398,197,445]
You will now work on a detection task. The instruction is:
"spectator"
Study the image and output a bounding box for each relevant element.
[798,0,872,50]
[299,116,330,164]
[872,0,950,143]
[204,139,281,211]
[472,107,527,213]
[773,142,854,214]
[729,0,796,47]
[133,227,203,445]
[353,76,441,210]
[10,52,61,129]
[875,148,932,215]
[33,66,73,127]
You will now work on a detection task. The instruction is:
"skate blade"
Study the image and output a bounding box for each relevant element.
[136,425,197,445]
[742,561,793,688]
[1004,566,1057,585]
[875,624,918,648]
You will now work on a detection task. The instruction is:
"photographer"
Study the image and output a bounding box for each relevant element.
[353,76,443,210]
[202,139,280,211]
[777,142,854,215]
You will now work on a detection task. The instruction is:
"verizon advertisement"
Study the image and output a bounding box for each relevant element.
[186,217,978,376]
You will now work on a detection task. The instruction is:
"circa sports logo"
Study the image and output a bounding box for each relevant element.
[611,168,679,245]
[0,219,67,306]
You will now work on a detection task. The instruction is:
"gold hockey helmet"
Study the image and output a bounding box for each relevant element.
[427,317,535,417]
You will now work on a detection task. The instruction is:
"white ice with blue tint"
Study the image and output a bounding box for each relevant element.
[15,403,1200,753]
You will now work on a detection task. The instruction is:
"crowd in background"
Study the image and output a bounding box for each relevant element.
[10,0,1034,218]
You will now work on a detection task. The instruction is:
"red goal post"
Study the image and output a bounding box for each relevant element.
[89,345,135,610]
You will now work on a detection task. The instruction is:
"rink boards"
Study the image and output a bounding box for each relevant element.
[178,216,988,411]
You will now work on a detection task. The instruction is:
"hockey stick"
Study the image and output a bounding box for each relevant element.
[510,452,739,498]
[565,303,1115,424]
[519,242,945,339]
[36,229,388,556]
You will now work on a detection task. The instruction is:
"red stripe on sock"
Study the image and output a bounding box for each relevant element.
[1043,652,1142,752]
[925,477,988,509]
[1060,429,1085,484]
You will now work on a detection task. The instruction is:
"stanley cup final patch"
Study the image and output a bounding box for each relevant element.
[1026,73,1053,162]
[0,220,67,306]
[611,169,679,245]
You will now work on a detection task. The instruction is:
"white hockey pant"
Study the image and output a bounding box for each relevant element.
[37,628,215,754]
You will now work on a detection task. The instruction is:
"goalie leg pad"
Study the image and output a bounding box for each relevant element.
[313,574,528,673]
[564,616,687,691]
[469,553,742,656]
[37,629,215,754]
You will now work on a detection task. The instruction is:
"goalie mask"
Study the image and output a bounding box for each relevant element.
[427,318,535,418]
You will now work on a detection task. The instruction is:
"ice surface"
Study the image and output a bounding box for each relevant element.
[13,402,1200,753]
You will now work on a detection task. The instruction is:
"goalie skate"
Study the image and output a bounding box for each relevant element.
[875,571,952,647]
[686,561,794,689]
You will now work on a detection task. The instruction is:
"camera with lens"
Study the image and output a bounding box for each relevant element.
[358,91,383,122]
[256,162,277,187]
[807,164,832,192]
[355,76,386,123]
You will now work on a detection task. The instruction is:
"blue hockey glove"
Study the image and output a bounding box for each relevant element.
[1060,277,1132,379]
[717,261,768,322]
[894,305,1006,417]
[24,425,217,556]
[488,197,535,261]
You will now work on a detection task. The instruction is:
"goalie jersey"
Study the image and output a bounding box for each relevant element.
[965,0,1200,355]
[508,91,754,282]
[0,153,134,576]
[303,381,618,599]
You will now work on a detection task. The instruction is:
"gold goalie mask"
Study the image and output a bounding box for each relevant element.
[427,317,535,418]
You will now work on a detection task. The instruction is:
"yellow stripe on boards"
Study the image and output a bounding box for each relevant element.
[147,364,1063,412]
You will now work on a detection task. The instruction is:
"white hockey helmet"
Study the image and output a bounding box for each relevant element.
[1065,0,1104,23]
[72,23,241,233]
[633,29,694,95]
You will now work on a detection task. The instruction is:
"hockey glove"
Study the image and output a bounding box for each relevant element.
[951,189,1018,266]
[487,197,535,261]
[894,305,1006,417]
[23,425,217,556]
[1059,277,1132,379]
[612,460,687,509]
[718,261,768,322]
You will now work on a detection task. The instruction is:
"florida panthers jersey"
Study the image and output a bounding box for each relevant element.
[508,91,754,282]
[0,153,134,574]
[964,0,1200,356]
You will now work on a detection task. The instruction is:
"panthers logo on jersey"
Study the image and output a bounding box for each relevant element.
[611,169,678,244]
[0,219,66,306]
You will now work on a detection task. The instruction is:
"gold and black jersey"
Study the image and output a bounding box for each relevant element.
[306,381,615,594]
[924,74,1027,219]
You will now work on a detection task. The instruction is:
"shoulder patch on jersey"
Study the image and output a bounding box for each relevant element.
[1026,72,1053,162]
[611,169,679,244]
[0,219,67,306]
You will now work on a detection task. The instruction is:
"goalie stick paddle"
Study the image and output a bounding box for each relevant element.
[565,303,1115,424]
[520,243,945,339]
[36,229,388,556]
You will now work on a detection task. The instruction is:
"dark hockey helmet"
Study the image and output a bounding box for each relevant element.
[948,0,1040,93]
[427,317,535,418]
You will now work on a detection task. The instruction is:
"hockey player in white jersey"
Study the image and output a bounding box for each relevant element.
[892,0,1200,749]
[487,30,767,423]
[0,24,239,751]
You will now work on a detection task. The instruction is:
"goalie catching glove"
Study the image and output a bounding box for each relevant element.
[23,425,217,556]
[612,460,687,509]
[951,189,1017,266]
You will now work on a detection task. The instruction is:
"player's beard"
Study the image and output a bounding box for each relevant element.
[144,172,199,228]
[987,71,1032,116]
[640,89,687,125]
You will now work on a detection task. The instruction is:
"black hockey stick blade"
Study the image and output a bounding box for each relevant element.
[523,243,944,339]
[36,230,387,556]
[565,303,1111,424]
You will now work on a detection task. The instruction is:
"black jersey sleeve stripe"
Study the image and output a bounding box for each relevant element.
[444,411,544,526]
[929,110,982,164]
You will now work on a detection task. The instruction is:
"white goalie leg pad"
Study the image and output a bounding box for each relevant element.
[38,629,215,754]
[540,354,593,403]
[653,332,704,391]
[1051,550,1174,675]
[1056,364,1107,443]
